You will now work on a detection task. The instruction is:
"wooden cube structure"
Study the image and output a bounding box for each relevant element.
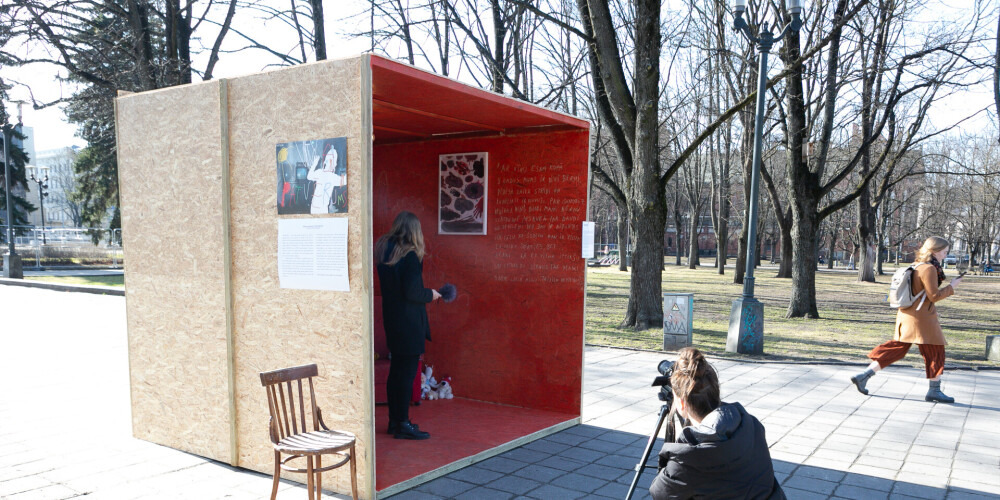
[115,54,590,499]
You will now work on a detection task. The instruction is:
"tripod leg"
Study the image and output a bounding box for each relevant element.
[624,405,670,500]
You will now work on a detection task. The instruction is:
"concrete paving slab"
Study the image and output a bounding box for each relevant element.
[3,286,1000,500]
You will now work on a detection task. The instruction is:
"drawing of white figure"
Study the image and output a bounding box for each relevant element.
[307,144,345,214]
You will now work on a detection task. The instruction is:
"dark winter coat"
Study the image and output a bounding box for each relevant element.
[377,244,433,356]
[650,402,785,500]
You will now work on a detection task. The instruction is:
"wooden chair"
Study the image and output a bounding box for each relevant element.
[260,364,358,500]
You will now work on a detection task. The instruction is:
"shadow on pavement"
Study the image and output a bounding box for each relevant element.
[384,424,998,500]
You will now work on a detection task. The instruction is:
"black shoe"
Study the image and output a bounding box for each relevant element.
[394,421,430,440]
[387,420,420,434]
[850,369,875,395]
[925,380,955,403]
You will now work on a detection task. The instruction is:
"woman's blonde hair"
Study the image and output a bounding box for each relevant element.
[375,211,426,266]
[915,236,950,263]
[670,347,721,421]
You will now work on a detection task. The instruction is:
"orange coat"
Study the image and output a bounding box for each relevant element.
[894,263,953,345]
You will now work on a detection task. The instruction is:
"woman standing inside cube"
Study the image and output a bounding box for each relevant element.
[375,211,441,439]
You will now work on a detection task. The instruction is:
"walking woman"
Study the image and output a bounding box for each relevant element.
[650,348,784,500]
[376,211,441,439]
[851,236,963,403]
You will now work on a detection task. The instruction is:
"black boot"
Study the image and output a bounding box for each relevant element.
[387,419,400,434]
[394,421,430,440]
[850,368,876,395]
[925,380,954,403]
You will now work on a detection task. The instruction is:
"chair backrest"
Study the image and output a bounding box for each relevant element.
[260,364,321,443]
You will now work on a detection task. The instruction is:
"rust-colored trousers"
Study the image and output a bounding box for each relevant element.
[868,341,945,379]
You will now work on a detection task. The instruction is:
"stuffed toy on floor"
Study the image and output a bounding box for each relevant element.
[420,365,454,400]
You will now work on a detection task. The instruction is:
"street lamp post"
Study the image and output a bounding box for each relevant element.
[29,166,49,245]
[726,0,802,355]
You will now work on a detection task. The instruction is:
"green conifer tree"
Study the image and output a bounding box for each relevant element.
[0,81,36,243]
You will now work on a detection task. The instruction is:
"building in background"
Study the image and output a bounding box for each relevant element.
[27,145,81,228]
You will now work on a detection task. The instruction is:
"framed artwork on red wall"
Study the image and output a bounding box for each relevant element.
[438,152,487,235]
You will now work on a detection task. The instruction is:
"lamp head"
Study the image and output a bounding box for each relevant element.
[733,0,746,14]
[786,0,803,16]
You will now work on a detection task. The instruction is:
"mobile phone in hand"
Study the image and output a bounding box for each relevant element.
[958,271,967,278]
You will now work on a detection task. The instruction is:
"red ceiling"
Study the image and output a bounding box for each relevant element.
[369,55,589,143]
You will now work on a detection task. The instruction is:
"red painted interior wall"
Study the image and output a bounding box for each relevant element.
[372,131,588,415]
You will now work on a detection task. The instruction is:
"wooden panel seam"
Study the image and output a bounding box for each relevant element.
[112,92,137,439]
[362,52,377,500]
[220,78,239,466]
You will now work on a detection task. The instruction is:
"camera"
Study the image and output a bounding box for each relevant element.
[625,359,678,500]
[651,359,674,404]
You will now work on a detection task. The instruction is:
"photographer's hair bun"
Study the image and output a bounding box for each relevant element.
[670,347,721,420]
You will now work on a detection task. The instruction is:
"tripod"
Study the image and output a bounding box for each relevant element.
[624,403,679,500]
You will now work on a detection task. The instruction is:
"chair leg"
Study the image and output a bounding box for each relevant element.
[270,451,281,500]
[306,456,315,500]
[316,456,322,499]
[349,444,358,500]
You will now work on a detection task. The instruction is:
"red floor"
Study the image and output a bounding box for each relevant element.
[374,398,577,492]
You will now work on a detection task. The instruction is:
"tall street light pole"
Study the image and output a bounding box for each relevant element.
[726,0,802,355]
[29,166,49,245]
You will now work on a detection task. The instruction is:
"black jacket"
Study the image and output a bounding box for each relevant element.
[377,245,433,356]
[650,402,785,500]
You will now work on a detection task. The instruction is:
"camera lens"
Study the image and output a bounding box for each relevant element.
[658,360,673,376]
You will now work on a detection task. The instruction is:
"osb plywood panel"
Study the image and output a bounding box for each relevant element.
[116,81,231,462]
[226,57,373,498]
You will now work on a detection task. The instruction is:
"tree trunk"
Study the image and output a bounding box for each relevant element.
[625,200,666,329]
[617,207,628,271]
[310,0,326,60]
[828,230,837,269]
[717,210,728,274]
[876,241,885,275]
[784,22,820,318]
[179,4,192,84]
[778,227,792,277]
[127,0,157,91]
[620,0,664,330]
[490,0,506,93]
[687,208,699,268]
[673,201,684,266]
[734,126,753,284]
[857,220,876,281]
[787,205,820,318]
[734,220,747,284]
[876,212,888,275]
[755,236,763,268]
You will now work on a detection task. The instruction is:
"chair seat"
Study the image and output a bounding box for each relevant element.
[275,430,356,455]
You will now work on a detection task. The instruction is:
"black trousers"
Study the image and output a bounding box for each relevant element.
[387,353,420,423]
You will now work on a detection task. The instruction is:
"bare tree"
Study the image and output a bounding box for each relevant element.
[779,0,986,317]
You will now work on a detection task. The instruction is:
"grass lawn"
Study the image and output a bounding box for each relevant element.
[587,263,1000,367]
[25,275,125,288]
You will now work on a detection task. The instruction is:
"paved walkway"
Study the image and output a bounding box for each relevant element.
[1,286,998,499]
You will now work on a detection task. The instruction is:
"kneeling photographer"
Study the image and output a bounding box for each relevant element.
[650,348,785,500]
